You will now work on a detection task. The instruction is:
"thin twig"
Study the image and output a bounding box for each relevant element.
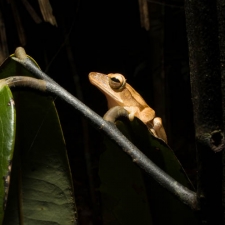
[8,0,26,46]
[21,0,42,24]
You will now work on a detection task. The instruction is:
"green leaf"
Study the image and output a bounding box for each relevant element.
[100,117,198,225]
[0,56,77,225]
[129,118,198,225]
[99,119,153,225]
[0,84,16,224]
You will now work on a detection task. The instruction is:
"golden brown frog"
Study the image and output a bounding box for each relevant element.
[89,72,167,143]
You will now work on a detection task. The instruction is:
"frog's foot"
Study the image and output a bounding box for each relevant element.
[153,117,167,143]
[103,106,129,123]
[128,111,135,121]
[124,106,139,121]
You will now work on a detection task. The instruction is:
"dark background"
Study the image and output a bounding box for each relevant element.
[1,0,196,224]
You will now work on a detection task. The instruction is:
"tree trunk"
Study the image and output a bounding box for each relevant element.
[185,0,225,224]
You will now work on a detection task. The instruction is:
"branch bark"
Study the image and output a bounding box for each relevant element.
[185,1,225,224]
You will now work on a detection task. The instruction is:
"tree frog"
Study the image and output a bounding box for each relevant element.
[89,72,167,143]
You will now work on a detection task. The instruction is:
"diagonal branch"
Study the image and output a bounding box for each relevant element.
[2,46,198,210]
[4,72,199,210]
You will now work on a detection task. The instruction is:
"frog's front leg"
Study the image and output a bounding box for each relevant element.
[152,117,167,143]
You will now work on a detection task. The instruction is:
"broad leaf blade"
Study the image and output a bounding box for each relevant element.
[0,55,77,225]
[100,117,198,225]
[100,120,153,225]
[0,84,16,224]
[129,118,198,225]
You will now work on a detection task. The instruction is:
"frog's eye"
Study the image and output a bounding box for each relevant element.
[108,74,126,90]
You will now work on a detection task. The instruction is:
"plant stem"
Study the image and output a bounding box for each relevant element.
[5,72,199,210]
